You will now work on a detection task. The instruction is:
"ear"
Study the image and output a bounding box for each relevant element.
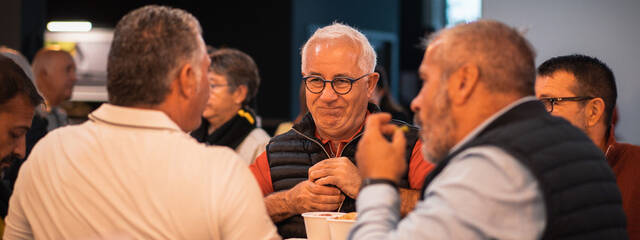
[175,62,197,98]
[232,85,248,105]
[448,63,479,105]
[585,97,606,127]
[366,72,380,98]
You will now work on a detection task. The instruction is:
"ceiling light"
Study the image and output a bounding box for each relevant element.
[47,21,92,32]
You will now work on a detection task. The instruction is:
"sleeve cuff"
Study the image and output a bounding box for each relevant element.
[357,183,400,211]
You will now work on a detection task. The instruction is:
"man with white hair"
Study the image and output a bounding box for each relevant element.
[249,22,434,238]
[5,5,279,240]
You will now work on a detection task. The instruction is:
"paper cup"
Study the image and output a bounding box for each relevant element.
[327,217,356,240]
[302,212,345,240]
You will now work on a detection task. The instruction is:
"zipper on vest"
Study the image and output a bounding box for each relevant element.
[291,128,332,159]
[338,132,363,157]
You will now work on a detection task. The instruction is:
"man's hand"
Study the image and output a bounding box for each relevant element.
[355,113,407,184]
[285,180,345,214]
[309,157,362,199]
[265,180,345,223]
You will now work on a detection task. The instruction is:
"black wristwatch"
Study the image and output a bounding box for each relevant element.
[361,178,398,191]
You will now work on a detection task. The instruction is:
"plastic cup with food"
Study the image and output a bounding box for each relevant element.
[302,212,345,240]
[327,212,357,240]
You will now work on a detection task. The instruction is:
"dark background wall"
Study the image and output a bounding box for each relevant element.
[290,0,400,120]
[3,0,433,134]
[43,0,293,132]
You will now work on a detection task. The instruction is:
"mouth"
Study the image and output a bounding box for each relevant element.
[315,107,344,115]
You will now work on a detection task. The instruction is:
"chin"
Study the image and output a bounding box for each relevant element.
[316,117,343,128]
[201,111,216,120]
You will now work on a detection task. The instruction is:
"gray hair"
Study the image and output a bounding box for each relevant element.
[426,20,536,96]
[301,22,377,73]
[209,48,260,106]
[107,5,203,106]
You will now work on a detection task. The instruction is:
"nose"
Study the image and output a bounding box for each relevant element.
[12,135,27,159]
[71,70,79,84]
[410,93,422,113]
[318,82,339,101]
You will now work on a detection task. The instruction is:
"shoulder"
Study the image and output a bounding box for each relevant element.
[443,146,538,189]
[236,128,271,164]
[609,142,640,166]
[615,142,640,155]
[246,128,271,142]
[268,128,301,143]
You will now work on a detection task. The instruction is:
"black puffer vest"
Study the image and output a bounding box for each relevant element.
[267,103,419,238]
[421,100,628,240]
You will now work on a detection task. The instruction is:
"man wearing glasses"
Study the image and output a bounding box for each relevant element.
[249,23,434,239]
[536,54,640,239]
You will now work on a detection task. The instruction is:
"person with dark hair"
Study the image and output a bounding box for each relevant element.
[0,54,43,234]
[536,54,640,239]
[0,47,48,188]
[350,20,627,239]
[4,5,279,240]
[190,48,270,164]
[369,65,409,122]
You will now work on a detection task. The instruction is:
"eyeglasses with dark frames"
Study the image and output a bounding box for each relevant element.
[303,73,373,95]
[539,96,595,113]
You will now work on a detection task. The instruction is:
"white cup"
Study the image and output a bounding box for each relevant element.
[327,217,356,240]
[302,212,345,240]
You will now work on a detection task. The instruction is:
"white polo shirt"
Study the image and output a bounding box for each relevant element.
[4,104,281,240]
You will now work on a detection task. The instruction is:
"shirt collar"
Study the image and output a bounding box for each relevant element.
[449,96,539,153]
[88,104,182,132]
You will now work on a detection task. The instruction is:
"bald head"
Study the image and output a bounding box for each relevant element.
[427,20,536,96]
[32,49,78,106]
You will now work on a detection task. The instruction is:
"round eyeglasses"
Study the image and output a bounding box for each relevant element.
[539,96,595,113]
[303,73,372,95]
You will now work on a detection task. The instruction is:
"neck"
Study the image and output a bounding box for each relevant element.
[130,100,189,132]
[207,105,242,134]
[587,124,609,153]
[42,91,61,108]
[452,93,523,146]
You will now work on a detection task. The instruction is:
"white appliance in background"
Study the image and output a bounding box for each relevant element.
[44,28,113,102]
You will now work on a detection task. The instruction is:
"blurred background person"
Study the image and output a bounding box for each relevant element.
[369,65,410,123]
[536,54,640,239]
[31,49,78,131]
[0,47,47,207]
[0,55,43,235]
[190,48,270,164]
